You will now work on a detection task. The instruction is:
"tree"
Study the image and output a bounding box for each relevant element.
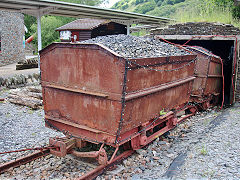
[156,0,164,7]
[136,0,145,5]
[162,0,175,5]
[30,16,63,48]
[134,1,156,14]
[24,15,36,38]
[122,3,129,10]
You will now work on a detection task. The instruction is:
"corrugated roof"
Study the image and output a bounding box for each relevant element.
[56,18,111,31]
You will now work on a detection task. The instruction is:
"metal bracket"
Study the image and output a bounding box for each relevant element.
[49,137,75,157]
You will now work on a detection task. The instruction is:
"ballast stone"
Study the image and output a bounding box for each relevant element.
[81,35,190,59]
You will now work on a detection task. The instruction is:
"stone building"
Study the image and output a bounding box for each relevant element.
[0,10,25,67]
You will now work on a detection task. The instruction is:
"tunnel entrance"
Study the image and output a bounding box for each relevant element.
[167,39,235,105]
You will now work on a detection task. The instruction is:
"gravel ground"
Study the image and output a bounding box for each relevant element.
[1,85,240,180]
[97,106,240,180]
[0,87,61,162]
[175,105,240,179]
[81,35,190,58]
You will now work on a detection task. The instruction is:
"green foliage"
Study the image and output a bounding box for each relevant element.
[156,0,163,6]
[24,15,36,38]
[136,0,146,5]
[30,16,63,48]
[122,3,129,10]
[112,0,128,9]
[232,5,240,19]
[112,0,188,18]
[162,0,175,5]
[160,109,167,116]
[147,5,173,17]
[131,29,148,36]
[111,0,240,24]
[200,145,208,155]
[174,0,240,28]
[134,1,156,14]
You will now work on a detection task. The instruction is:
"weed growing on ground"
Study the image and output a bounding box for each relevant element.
[203,118,211,126]
[38,111,42,117]
[200,145,208,155]
[28,110,34,114]
[201,169,216,178]
[0,88,10,96]
[5,112,11,118]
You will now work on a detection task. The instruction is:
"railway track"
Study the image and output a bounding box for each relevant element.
[0,146,134,179]
[0,149,50,174]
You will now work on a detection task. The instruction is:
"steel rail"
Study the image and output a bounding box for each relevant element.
[78,150,135,180]
[0,149,50,174]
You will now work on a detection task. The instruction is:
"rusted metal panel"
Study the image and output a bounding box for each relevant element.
[41,44,125,135]
[43,87,122,135]
[127,55,196,92]
[41,44,125,96]
[205,57,223,95]
[205,78,222,95]
[40,43,196,144]
[191,77,207,95]
[188,47,223,98]
[208,58,222,76]
[122,79,194,134]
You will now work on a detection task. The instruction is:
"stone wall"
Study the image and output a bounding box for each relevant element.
[150,22,240,35]
[0,73,40,88]
[0,11,25,67]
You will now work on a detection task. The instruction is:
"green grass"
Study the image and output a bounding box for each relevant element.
[200,145,208,155]
[28,110,34,114]
[174,0,240,28]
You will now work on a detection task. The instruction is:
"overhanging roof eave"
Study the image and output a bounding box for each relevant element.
[0,0,173,24]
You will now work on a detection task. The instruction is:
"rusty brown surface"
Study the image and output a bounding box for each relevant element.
[122,79,194,134]
[127,56,196,92]
[40,43,196,143]
[189,47,223,98]
[40,44,125,96]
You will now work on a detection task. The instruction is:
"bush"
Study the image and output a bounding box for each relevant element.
[121,3,129,10]
[147,5,175,17]
[30,16,63,50]
[162,0,175,5]
[173,0,240,27]
[156,0,163,6]
[135,0,145,5]
[134,1,156,14]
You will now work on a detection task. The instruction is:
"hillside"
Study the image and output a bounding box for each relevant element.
[112,0,199,18]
